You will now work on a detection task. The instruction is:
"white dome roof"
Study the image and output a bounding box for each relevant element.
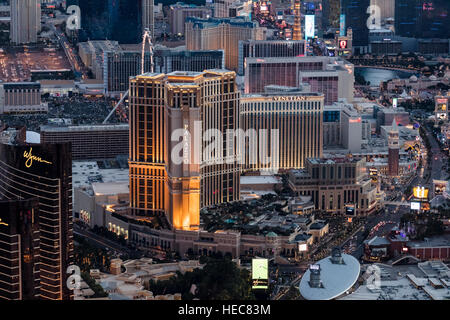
[299,253,360,300]
[409,75,418,82]
[429,75,437,81]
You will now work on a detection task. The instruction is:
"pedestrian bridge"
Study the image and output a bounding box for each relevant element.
[384,201,410,207]
[390,255,421,266]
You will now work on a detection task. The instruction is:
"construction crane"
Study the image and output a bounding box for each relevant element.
[103,28,154,124]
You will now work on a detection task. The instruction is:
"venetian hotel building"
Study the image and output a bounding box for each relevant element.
[129,70,240,230]
[0,143,74,300]
[240,88,324,171]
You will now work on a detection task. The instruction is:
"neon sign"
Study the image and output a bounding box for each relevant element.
[272,96,308,101]
[339,40,348,49]
[23,147,53,168]
[0,218,8,226]
[413,186,428,199]
[423,2,434,11]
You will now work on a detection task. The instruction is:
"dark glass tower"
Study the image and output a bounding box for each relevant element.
[395,0,424,38]
[341,0,370,48]
[0,143,73,300]
[67,0,143,43]
[0,198,40,300]
[322,0,340,30]
[395,0,450,39]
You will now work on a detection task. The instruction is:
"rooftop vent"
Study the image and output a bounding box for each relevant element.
[309,264,323,288]
[330,247,345,265]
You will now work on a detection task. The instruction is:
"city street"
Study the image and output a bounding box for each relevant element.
[49,23,88,79]
[74,223,135,258]
[424,124,447,183]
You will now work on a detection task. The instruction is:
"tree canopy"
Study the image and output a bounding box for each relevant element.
[148,256,256,300]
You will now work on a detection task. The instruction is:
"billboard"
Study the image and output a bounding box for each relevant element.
[284,28,292,39]
[413,186,429,199]
[345,205,355,216]
[299,243,308,252]
[393,97,398,108]
[369,168,378,182]
[339,39,348,49]
[410,202,420,210]
[436,98,447,120]
[305,15,315,40]
[252,258,268,289]
[340,14,346,36]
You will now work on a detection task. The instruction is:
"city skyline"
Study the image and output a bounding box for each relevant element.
[0,0,449,306]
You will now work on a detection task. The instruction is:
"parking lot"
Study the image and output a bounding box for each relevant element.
[0,47,71,82]
[0,96,122,131]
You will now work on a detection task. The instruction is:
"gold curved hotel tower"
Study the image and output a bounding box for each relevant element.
[129,70,241,231]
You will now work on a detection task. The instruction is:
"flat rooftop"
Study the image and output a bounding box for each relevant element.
[186,16,255,28]
[92,182,129,196]
[409,235,450,249]
[39,80,75,86]
[242,92,323,99]
[41,124,129,132]
[240,175,281,185]
[341,263,450,300]
[167,71,203,77]
[72,160,129,190]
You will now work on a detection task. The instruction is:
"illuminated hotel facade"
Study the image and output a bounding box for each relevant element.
[0,143,74,300]
[129,70,240,230]
[240,90,324,171]
[0,198,40,300]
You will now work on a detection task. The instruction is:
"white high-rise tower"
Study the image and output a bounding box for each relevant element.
[10,0,41,44]
[142,0,155,38]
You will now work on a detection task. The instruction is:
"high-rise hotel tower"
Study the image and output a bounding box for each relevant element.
[241,88,324,171]
[10,0,41,44]
[0,143,73,300]
[0,198,40,300]
[129,70,240,230]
